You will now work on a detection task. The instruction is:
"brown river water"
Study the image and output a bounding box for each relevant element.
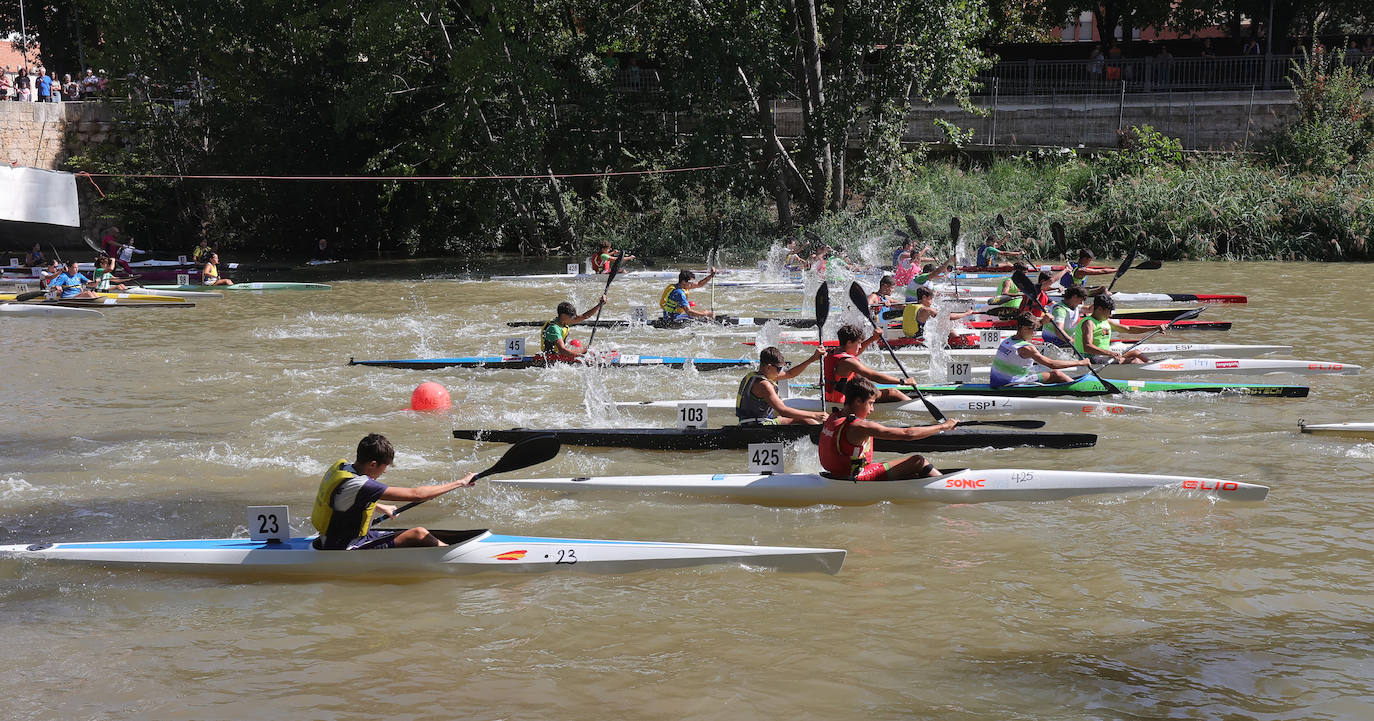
[1,258,1372,720]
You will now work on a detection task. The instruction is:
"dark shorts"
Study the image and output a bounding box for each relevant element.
[316,530,399,550]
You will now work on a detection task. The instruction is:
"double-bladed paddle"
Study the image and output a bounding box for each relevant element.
[906,214,923,240]
[1116,307,1205,354]
[1051,222,1067,260]
[1010,270,1121,394]
[376,436,562,523]
[949,217,961,295]
[815,281,830,405]
[845,282,1043,430]
[1106,244,1139,293]
[584,253,623,349]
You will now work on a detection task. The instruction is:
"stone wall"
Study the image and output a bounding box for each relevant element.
[0,101,113,169]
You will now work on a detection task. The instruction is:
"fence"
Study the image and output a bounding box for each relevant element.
[975,55,1302,95]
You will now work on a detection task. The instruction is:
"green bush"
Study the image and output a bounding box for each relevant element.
[1269,46,1374,174]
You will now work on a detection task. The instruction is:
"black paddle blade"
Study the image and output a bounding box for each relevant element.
[1051,222,1067,257]
[949,217,961,243]
[1009,270,1038,300]
[995,213,1006,229]
[605,254,624,285]
[1134,259,1163,270]
[893,228,910,240]
[474,435,562,480]
[14,290,45,302]
[846,282,875,323]
[1169,307,1206,324]
[815,282,831,327]
[905,214,922,238]
[987,306,1021,319]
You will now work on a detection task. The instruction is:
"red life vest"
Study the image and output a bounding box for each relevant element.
[818,410,871,477]
[822,350,856,403]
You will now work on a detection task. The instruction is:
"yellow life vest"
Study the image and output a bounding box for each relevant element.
[203,262,219,281]
[310,459,378,540]
[659,284,688,316]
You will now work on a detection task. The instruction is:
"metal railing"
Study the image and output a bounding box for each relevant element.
[974,55,1305,95]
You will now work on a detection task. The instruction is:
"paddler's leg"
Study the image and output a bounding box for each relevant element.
[874,455,939,481]
[389,526,448,548]
[876,388,911,403]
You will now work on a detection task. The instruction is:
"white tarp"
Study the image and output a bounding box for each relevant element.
[0,166,80,227]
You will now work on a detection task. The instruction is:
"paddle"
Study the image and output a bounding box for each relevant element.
[14,290,45,302]
[949,216,961,295]
[986,305,1021,319]
[710,220,722,316]
[815,281,830,406]
[1106,241,1140,293]
[1010,270,1121,394]
[1132,259,1163,271]
[1051,222,1067,260]
[1116,307,1205,354]
[905,214,923,239]
[584,253,623,349]
[378,436,562,522]
[845,282,1042,429]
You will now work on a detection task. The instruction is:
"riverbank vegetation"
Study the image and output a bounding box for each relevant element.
[54,1,1373,262]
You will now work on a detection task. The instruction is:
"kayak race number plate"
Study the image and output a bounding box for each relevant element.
[978,330,1000,348]
[247,505,290,543]
[566,263,579,275]
[505,337,526,356]
[948,362,972,383]
[176,273,190,286]
[748,443,785,474]
[677,402,708,429]
[631,305,648,325]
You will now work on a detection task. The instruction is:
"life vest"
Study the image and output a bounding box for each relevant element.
[659,284,689,318]
[310,459,378,543]
[818,411,871,477]
[1075,316,1112,355]
[541,320,568,354]
[822,350,856,403]
[1020,290,1049,317]
[94,269,111,291]
[735,371,775,421]
[203,262,219,282]
[989,337,1037,387]
[976,244,995,267]
[901,304,925,338]
[1044,302,1079,346]
[1059,262,1084,289]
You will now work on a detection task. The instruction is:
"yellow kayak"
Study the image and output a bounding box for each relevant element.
[0,292,188,305]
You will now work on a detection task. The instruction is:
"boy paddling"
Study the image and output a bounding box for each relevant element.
[818,378,957,480]
[541,296,607,360]
[312,434,476,550]
[735,346,827,425]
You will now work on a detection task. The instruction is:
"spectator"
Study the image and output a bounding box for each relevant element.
[62,74,77,101]
[1088,44,1105,83]
[37,70,52,102]
[1200,38,1215,58]
[16,68,30,101]
[81,68,100,97]
[1345,40,1361,65]
[0,68,10,101]
[1243,37,1260,56]
[1155,44,1173,88]
[1105,42,1123,82]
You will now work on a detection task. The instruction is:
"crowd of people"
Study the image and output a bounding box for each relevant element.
[0,66,107,102]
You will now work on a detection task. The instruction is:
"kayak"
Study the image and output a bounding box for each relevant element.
[894,343,1293,359]
[797,377,1310,398]
[504,316,817,329]
[0,302,103,318]
[489,269,754,281]
[616,395,1150,416]
[452,425,1098,451]
[1086,358,1361,380]
[961,318,1231,332]
[948,293,1246,305]
[0,292,186,304]
[348,354,754,371]
[1082,306,1204,321]
[8,297,194,309]
[1298,421,1374,439]
[491,468,1269,505]
[144,282,332,291]
[0,530,845,576]
[124,286,223,299]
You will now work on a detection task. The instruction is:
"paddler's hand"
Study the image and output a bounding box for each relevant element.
[1078,359,1091,367]
[937,418,959,432]
[454,472,477,487]
[869,328,884,342]
[900,376,918,387]
[375,504,397,520]
[597,294,607,307]
[808,348,824,363]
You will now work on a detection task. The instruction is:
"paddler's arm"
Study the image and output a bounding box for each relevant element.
[571,295,608,324]
[847,416,958,443]
[1109,319,1157,335]
[756,380,826,424]
[681,269,718,290]
[1076,318,1118,359]
[844,356,917,388]
[777,348,824,380]
[372,474,479,518]
[1018,344,1089,370]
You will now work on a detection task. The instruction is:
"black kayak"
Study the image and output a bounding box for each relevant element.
[452,426,1097,452]
[505,315,816,329]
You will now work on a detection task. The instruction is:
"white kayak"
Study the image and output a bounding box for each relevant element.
[1298,421,1374,439]
[490,269,757,282]
[1083,358,1361,380]
[615,394,1150,416]
[895,343,1292,359]
[0,529,844,576]
[0,302,103,318]
[492,469,1269,505]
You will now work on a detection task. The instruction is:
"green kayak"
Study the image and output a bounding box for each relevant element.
[795,378,1308,398]
[144,282,332,292]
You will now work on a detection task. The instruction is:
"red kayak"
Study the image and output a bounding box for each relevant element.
[745,334,980,349]
[961,318,1230,331]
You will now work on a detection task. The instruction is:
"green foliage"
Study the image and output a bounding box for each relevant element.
[1270,45,1374,174]
[933,119,976,149]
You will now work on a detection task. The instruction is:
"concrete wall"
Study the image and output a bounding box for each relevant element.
[0,101,113,169]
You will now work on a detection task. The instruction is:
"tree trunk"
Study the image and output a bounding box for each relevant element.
[737,68,802,230]
[790,0,831,215]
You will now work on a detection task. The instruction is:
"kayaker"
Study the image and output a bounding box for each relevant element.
[191,239,213,263]
[50,260,99,300]
[1074,294,1155,364]
[818,377,957,480]
[1015,270,1065,319]
[92,255,131,291]
[1043,285,1088,348]
[1059,249,1115,289]
[975,231,1025,268]
[736,346,828,425]
[592,241,633,273]
[867,275,905,321]
[891,238,914,268]
[541,296,607,360]
[823,324,917,405]
[202,253,234,286]
[989,312,1090,388]
[782,239,806,270]
[901,286,979,339]
[987,262,1032,306]
[892,243,930,286]
[37,259,61,290]
[659,269,717,321]
[23,243,43,268]
[901,255,955,302]
[311,433,477,550]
